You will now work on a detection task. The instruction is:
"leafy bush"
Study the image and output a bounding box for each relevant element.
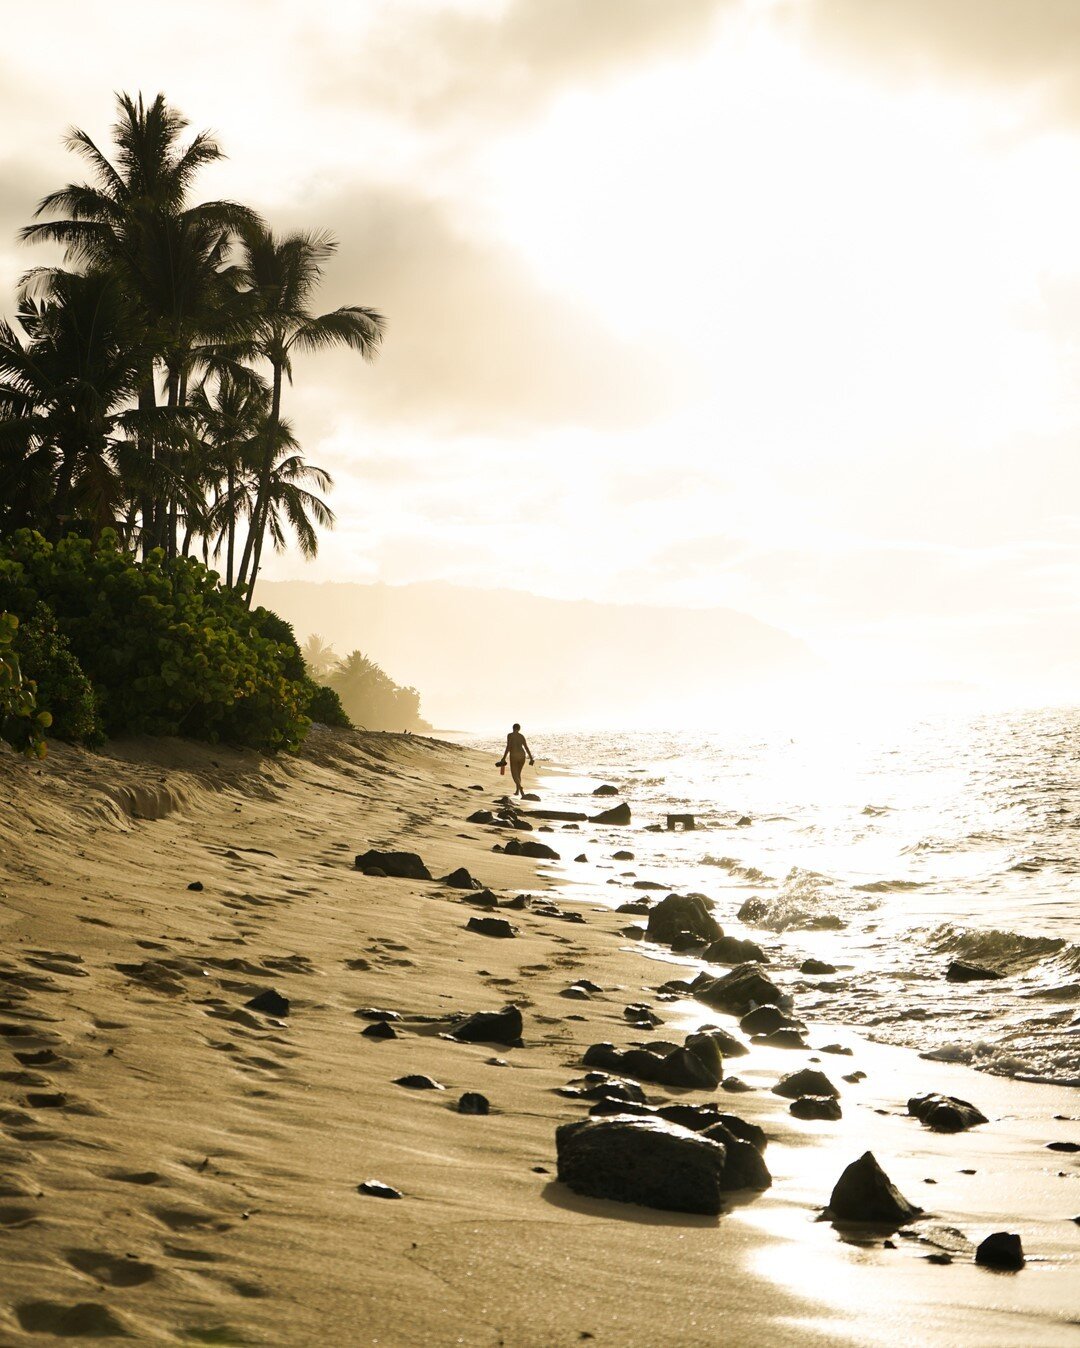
[13,602,103,744]
[0,612,50,757]
[0,530,311,752]
[304,679,352,729]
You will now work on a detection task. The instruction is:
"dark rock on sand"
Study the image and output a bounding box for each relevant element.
[722,1076,753,1092]
[502,837,560,861]
[468,809,497,825]
[703,934,768,964]
[752,1028,809,1050]
[946,961,1003,982]
[560,985,592,1000]
[646,894,722,946]
[457,1092,491,1115]
[613,850,635,860]
[827,1152,922,1226]
[736,815,752,826]
[1046,1140,1080,1152]
[361,1020,397,1040]
[820,1043,854,1056]
[574,854,588,863]
[593,784,619,796]
[591,802,632,825]
[583,1033,723,1091]
[461,890,500,908]
[693,964,787,1016]
[562,1073,647,1105]
[466,916,519,939]
[621,925,647,940]
[245,989,289,1017]
[800,958,837,975]
[187,880,204,891]
[739,1006,804,1035]
[843,1071,867,1083]
[571,978,603,993]
[442,867,482,890]
[616,898,653,914]
[908,1093,988,1133]
[394,1075,444,1090]
[697,1027,749,1058]
[670,932,709,953]
[633,880,667,891]
[624,1003,662,1027]
[355,849,432,881]
[773,1068,839,1099]
[555,1115,727,1214]
[584,1101,770,1190]
[699,1123,773,1190]
[355,1007,401,1021]
[790,1095,842,1121]
[975,1231,1024,1269]
[358,1179,403,1199]
[448,1005,523,1046]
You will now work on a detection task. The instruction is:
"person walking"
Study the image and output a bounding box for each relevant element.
[497,723,534,797]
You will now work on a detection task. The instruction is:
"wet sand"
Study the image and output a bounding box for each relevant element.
[0,730,1076,1346]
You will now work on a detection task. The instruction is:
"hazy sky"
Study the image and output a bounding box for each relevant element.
[3,0,1078,703]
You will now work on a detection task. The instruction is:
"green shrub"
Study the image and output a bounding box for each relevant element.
[14,602,103,744]
[0,612,50,757]
[304,679,352,728]
[0,531,310,752]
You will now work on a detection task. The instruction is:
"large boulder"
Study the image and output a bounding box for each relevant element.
[555,1115,727,1214]
[773,1068,839,1099]
[694,964,787,1016]
[591,802,632,825]
[907,1093,987,1133]
[975,1232,1024,1269]
[502,838,560,861]
[826,1151,922,1226]
[646,894,722,946]
[355,850,431,881]
[703,935,768,964]
[447,1005,523,1046]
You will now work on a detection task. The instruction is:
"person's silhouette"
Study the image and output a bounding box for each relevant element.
[498,723,534,797]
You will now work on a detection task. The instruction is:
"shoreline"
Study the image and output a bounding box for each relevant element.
[0,731,1075,1345]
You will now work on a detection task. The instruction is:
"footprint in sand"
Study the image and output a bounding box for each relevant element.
[66,1248,157,1287]
[15,1300,130,1337]
[0,1205,40,1229]
[151,1204,231,1234]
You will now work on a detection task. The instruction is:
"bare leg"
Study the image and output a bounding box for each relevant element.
[510,758,525,796]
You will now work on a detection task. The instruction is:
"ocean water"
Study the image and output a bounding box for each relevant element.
[470,706,1080,1085]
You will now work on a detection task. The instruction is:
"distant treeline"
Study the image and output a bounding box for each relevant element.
[302,636,430,733]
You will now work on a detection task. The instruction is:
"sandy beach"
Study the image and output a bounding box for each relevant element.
[0,730,1076,1347]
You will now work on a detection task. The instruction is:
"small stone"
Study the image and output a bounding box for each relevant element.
[442,867,482,889]
[740,1006,803,1036]
[358,1180,402,1199]
[245,989,289,1017]
[1046,1141,1080,1152]
[560,985,591,1000]
[790,1095,842,1121]
[925,1252,952,1264]
[773,1068,839,1099]
[457,1092,490,1115]
[574,854,588,863]
[187,881,204,891]
[447,1005,523,1046]
[361,1021,397,1040]
[394,1074,444,1090]
[354,1007,401,1021]
[819,1043,854,1056]
[612,850,634,860]
[721,1076,753,1092]
[975,1231,1024,1270]
[466,916,518,939]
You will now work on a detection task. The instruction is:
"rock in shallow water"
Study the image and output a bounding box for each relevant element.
[773,1068,839,1100]
[645,894,722,946]
[693,964,787,1016]
[908,1093,987,1133]
[703,935,768,964]
[501,837,560,861]
[790,1095,842,1121]
[946,960,1003,982]
[975,1231,1024,1269]
[555,1115,727,1213]
[826,1151,922,1226]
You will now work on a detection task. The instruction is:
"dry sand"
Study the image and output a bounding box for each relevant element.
[0,730,1076,1346]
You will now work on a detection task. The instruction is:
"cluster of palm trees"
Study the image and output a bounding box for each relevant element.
[300,635,428,731]
[0,93,384,603]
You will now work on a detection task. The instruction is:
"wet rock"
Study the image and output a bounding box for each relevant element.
[555,1115,727,1214]
[800,958,836,975]
[187,880,204,891]
[975,1231,1024,1269]
[624,1003,662,1026]
[722,1076,753,1092]
[574,854,588,863]
[354,1007,401,1021]
[946,961,1003,982]
[593,784,619,796]
[562,1073,647,1105]
[582,1032,723,1090]
[613,850,635,861]
[1046,1141,1080,1152]
[621,925,646,940]
[502,838,560,861]
[908,1093,988,1133]
[752,1028,808,1050]
[591,803,632,825]
[358,1179,402,1199]
[790,1095,842,1121]
[457,1092,491,1115]
[699,1123,773,1190]
[773,1068,839,1099]
[466,916,519,939]
[560,985,592,1000]
[739,1005,803,1036]
[442,867,482,890]
[826,1152,922,1226]
[819,1043,854,1056]
[646,894,722,946]
[694,964,787,1016]
[245,989,289,1017]
[448,1005,523,1046]
[361,1021,397,1040]
[736,815,752,826]
[671,932,709,953]
[530,809,588,821]
[394,1075,444,1090]
[697,1027,749,1058]
[633,879,667,892]
[703,935,768,964]
[843,1070,867,1083]
[467,809,497,824]
[355,849,432,881]
[616,898,653,914]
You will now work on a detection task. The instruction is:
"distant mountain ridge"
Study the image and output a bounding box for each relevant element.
[255,579,819,730]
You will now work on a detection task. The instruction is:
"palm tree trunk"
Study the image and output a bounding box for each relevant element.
[225,466,236,588]
[237,357,282,603]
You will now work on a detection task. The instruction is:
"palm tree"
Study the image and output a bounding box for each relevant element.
[20,92,261,556]
[0,270,144,538]
[301,633,338,678]
[234,224,384,602]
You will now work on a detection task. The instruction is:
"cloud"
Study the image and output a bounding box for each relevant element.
[800,0,1080,119]
[316,0,732,124]
[279,185,680,434]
